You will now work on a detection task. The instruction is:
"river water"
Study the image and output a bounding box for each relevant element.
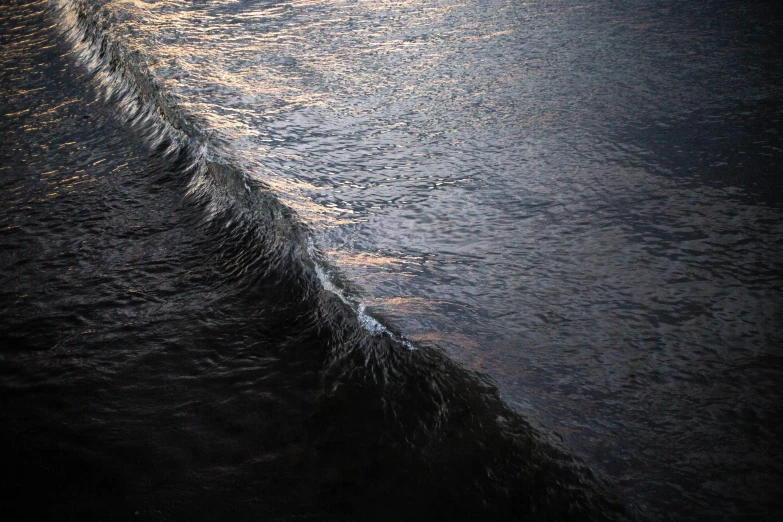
[1,0,782,520]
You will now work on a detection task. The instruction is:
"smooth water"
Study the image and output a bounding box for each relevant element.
[1,0,782,520]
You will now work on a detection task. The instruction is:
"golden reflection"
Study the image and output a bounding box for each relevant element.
[369,296,449,313]
[31,98,78,118]
[110,162,129,173]
[324,249,403,270]
[407,331,480,351]
[4,108,31,117]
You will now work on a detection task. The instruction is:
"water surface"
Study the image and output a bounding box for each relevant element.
[2,0,782,520]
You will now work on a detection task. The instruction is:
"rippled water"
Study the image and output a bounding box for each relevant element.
[2,0,782,520]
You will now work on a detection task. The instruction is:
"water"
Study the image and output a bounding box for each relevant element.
[1,0,781,520]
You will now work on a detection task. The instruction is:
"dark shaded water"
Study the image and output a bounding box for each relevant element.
[1,0,782,520]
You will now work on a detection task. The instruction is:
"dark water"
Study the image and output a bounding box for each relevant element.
[1,0,781,520]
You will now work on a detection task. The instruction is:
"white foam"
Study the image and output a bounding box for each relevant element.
[307,239,414,351]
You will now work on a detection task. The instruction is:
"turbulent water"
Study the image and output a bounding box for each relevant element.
[1,0,782,520]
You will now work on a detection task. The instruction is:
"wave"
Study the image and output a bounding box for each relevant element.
[44,1,634,519]
[49,0,415,351]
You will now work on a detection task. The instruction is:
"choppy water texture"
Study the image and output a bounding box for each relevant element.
[2,0,782,520]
